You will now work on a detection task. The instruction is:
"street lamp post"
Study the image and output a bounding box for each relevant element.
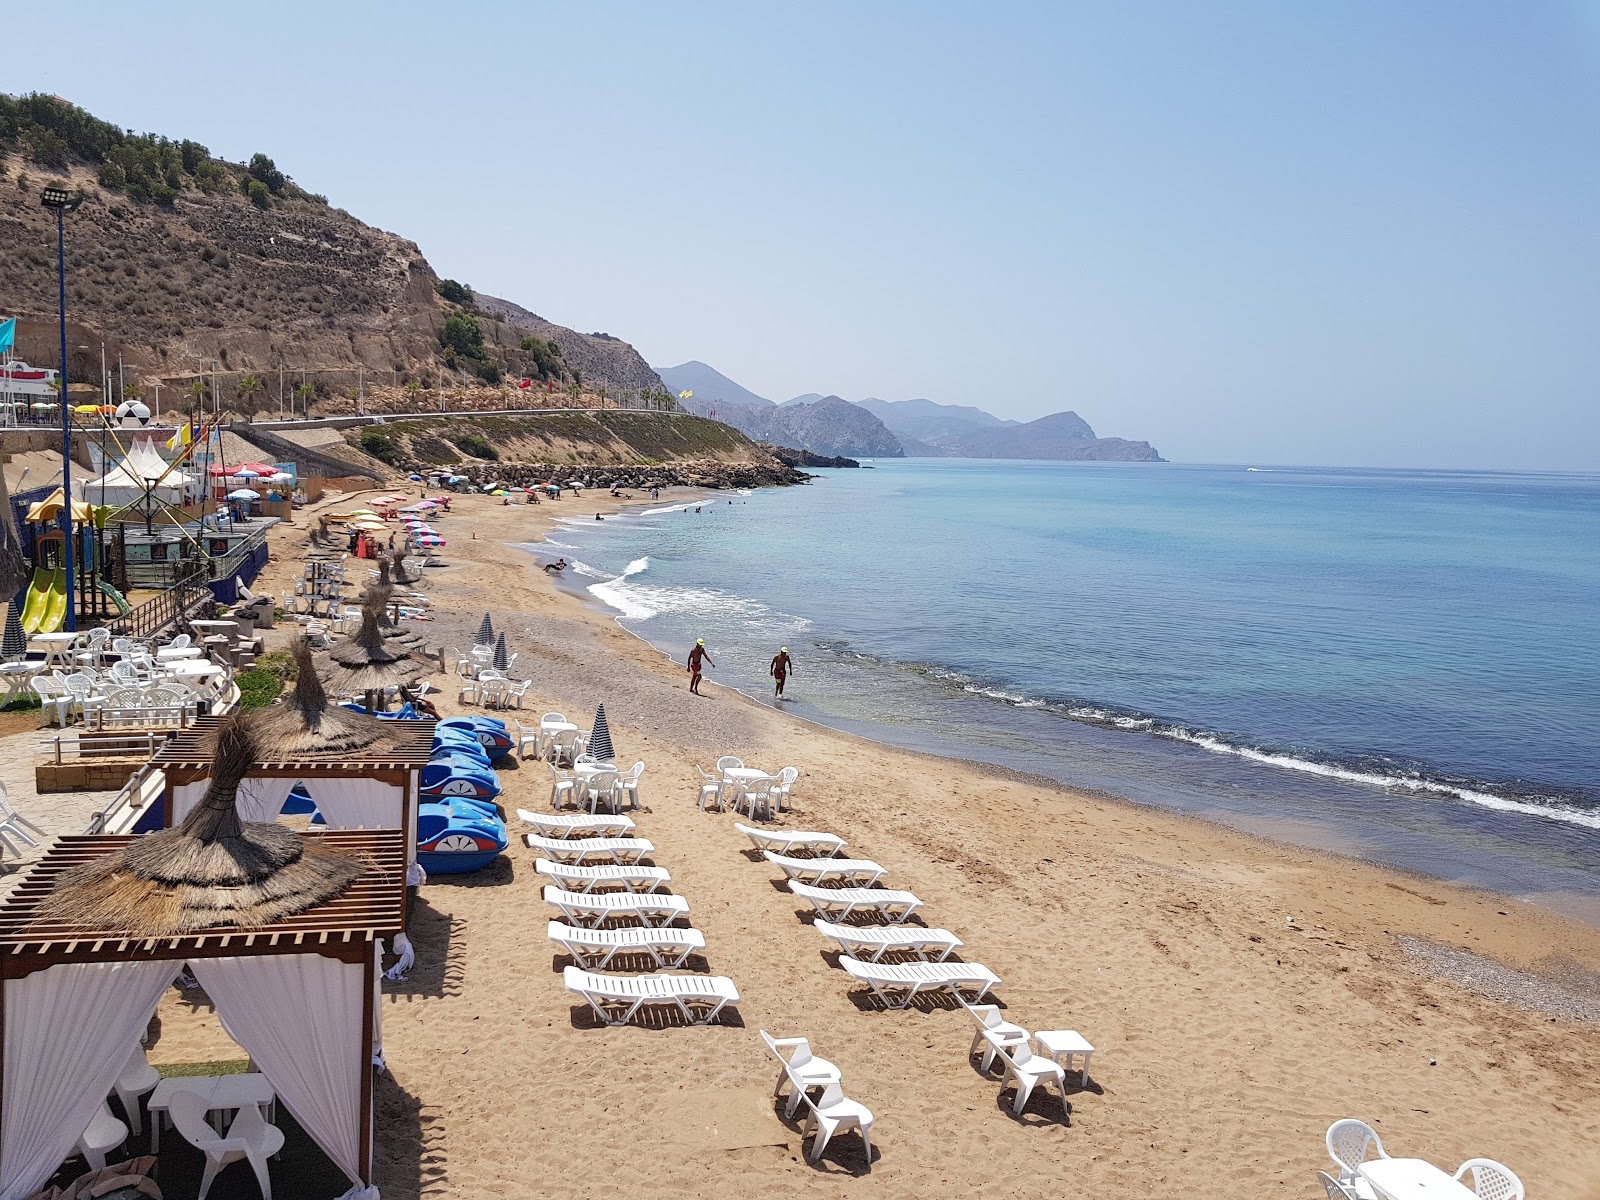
[40,186,82,632]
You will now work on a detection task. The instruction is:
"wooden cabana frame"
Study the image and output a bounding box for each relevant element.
[0,829,406,1191]
[151,717,436,868]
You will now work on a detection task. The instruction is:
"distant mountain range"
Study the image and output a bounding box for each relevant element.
[654,361,1163,462]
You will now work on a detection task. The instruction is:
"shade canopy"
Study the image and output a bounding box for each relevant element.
[227,488,261,500]
[23,489,94,525]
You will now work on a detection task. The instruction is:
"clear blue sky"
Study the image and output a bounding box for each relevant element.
[9,2,1600,468]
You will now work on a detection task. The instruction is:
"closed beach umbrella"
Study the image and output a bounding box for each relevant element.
[587,704,614,763]
[475,614,495,646]
[2,598,27,660]
[493,632,509,671]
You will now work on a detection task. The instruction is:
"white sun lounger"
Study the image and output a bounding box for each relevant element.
[541,886,690,928]
[838,955,1001,1007]
[763,852,886,887]
[517,808,637,840]
[735,823,846,858]
[534,859,670,893]
[813,918,963,962]
[563,965,740,1026]
[547,920,706,969]
[522,834,655,864]
[788,881,923,923]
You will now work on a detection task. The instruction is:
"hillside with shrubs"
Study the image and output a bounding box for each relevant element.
[0,93,670,416]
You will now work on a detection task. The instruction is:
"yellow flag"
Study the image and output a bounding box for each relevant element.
[678,389,693,399]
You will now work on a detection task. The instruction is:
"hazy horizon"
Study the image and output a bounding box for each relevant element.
[6,3,1599,470]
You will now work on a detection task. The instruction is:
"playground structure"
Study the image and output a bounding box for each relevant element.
[7,406,288,635]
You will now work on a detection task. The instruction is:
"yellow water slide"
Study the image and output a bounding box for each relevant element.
[21,567,67,634]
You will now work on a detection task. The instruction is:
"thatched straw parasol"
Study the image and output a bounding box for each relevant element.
[390,545,420,586]
[323,588,426,693]
[36,716,362,935]
[377,557,392,587]
[239,636,413,757]
[362,582,426,651]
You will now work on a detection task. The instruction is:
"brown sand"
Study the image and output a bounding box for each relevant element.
[146,485,1600,1199]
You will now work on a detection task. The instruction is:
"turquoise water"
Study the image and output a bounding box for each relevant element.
[535,460,1600,919]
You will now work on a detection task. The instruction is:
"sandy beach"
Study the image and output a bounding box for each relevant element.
[146,485,1600,1199]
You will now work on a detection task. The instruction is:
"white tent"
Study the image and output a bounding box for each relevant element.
[84,438,195,507]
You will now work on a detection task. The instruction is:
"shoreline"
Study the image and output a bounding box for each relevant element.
[540,497,1600,928]
[225,483,1600,1197]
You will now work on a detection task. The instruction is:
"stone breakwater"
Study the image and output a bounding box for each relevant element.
[463,459,811,491]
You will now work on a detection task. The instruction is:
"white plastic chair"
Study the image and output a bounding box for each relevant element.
[112,1045,160,1135]
[961,1001,1030,1070]
[992,1040,1067,1117]
[29,675,71,727]
[548,762,576,810]
[760,1030,842,1118]
[771,766,800,811]
[1318,1170,1357,1199]
[740,776,780,821]
[548,727,580,767]
[501,678,531,709]
[1326,1119,1387,1199]
[514,718,541,761]
[795,1081,874,1167]
[1453,1160,1525,1200]
[75,1099,128,1170]
[613,761,644,810]
[0,782,45,859]
[582,769,619,815]
[694,764,722,811]
[63,672,109,721]
[169,1087,284,1200]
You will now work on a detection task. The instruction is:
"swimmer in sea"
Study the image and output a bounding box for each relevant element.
[687,638,714,696]
[770,646,793,699]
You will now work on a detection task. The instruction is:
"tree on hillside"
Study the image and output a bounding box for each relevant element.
[246,153,286,194]
[294,383,316,417]
[236,374,264,412]
[440,311,486,362]
[435,279,473,306]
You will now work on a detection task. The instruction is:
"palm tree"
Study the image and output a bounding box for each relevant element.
[295,383,315,417]
[236,373,264,414]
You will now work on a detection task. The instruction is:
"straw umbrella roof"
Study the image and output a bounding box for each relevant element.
[232,636,414,758]
[35,716,363,935]
[363,583,426,650]
[323,588,426,692]
[390,545,420,586]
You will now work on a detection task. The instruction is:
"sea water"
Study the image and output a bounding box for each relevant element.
[534,460,1600,921]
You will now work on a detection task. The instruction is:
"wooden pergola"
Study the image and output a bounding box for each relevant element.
[151,717,436,867]
[0,830,406,1195]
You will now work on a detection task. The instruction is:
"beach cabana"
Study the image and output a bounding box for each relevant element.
[0,720,403,1200]
[153,644,434,867]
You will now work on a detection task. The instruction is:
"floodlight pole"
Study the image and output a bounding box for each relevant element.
[41,191,81,632]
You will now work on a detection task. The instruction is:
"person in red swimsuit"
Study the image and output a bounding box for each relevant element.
[688,639,714,695]
[770,647,793,699]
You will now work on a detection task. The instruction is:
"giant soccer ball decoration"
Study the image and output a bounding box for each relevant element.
[114,399,152,428]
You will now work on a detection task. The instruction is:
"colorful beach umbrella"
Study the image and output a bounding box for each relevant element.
[474,614,495,646]
[1,598,27,661]
[586,704,614,763]
[492,632,509,671]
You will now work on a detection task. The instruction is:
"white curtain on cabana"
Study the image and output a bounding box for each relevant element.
[0,961,176,1200]
[301,779,402,831]
[193,952,370,1191]
[172,776,298,825]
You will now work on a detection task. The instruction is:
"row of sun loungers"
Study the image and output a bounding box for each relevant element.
[524,803,740,1027]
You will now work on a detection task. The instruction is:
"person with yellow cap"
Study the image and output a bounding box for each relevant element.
[770,646,793,700]
[687,638,714,695]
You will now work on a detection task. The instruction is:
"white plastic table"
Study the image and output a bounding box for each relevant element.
[0,661,41,701]
[1035,1029,1095,1085]
[147,1072,276,1152]
[158,660,226,680]
[1358,1159,1476,1200]
[32,633,76,667]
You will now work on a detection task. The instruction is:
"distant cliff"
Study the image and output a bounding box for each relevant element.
[656,361,1162,462]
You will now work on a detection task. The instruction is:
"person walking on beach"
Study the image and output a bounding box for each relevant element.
[687,638,714,695]
[770,646,793,699]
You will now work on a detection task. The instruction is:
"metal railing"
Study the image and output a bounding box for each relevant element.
[85,759,167,836]
[119,581,212,640]
[39,729,178,766]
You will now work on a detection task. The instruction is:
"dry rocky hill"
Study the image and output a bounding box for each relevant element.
[0,93,666,412]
